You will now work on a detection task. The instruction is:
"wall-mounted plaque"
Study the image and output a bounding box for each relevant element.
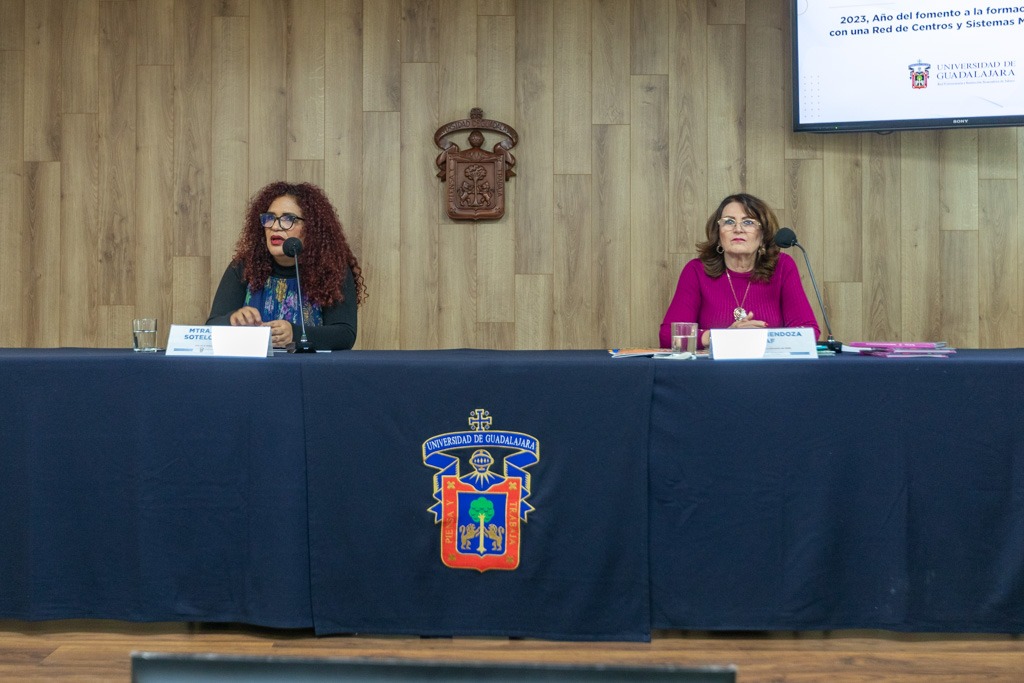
[434,108,518,221]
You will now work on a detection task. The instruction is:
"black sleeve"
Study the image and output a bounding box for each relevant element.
[291,269,358,351]
[206,262,247,325]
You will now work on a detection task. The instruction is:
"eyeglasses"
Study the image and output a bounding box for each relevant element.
[260,212,305,231]
[717,217,760,232]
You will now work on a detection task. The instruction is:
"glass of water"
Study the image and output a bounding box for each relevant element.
[671,322,698,354]
[132,318,158,352]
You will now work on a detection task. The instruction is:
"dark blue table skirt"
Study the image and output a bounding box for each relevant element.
[648,349,1024,632]
[4,348,1024,637]
[301,350,654,641]
[0,349,312,627]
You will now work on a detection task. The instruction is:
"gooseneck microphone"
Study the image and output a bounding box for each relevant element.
[282,237,315,353]
[773,227,842,353]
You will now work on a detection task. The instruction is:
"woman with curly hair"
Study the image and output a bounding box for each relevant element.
[207,181,366,350]
[659,193,818,350]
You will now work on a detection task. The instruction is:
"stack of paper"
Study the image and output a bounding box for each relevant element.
[608,348,697,359]
[608,348,668,358]
[842,341,955,358]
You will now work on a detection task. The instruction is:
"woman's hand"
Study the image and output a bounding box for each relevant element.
[265,319,293,347]
[230,306,263,326]
[729,311,767,329]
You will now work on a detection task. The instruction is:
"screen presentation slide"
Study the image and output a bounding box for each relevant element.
[794,0,1024,126]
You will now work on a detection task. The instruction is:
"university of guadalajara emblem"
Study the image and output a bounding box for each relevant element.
[423,409,539,572]
[909,60,930,89]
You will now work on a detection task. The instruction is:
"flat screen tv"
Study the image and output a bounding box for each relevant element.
[792,0,1024,132]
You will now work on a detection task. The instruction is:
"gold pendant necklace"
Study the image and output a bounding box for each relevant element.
[726,270,752,322]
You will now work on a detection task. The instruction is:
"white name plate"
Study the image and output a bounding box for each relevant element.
[710,327,817,360]
[165,325,272,358]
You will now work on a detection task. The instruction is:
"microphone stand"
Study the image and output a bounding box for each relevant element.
[786,239,842,353]
[283,238,316,353]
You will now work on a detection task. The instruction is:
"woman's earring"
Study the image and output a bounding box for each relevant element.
[716,244,724,254]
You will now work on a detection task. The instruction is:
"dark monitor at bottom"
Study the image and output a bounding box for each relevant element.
[131,652,737,683]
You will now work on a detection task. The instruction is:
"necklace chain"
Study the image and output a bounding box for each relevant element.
[726,270,752,322]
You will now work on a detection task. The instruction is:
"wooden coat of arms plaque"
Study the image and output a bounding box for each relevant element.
[434,108,518,221]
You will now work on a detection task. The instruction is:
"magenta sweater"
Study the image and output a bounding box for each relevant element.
[659,253,821,349]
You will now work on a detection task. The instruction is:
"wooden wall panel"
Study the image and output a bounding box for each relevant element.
[171,256,210,332]
[668,0,708,254]
[324,1,363,257]
[0,46,25,346]
[822,134,862,282]
[98,1,137,307]
[0,169,24,347]
[172,0,212,258]
[25,162,61,347]
[515,274,552,349]
[553,0,591,175]
[861,132,902,342]
[137,0,173,65]
[708,0,743,24]
[631,0,668,76]
[514,0,553,275]
[825,281,862,344]
[706,24,744,207]
[900,132,944,342]
[211,15,250,294]
[593,124,632,346]
[24,0,62,162]
[286,159,324,186]
[2,0,1023,351]
[287,0,325,160]
[0,0,23,50]
[1019,145,1024,345]
[979,180,1018,347]
[745,20,785,209]
[364,0,401,112]
[98,304,134,349]
[979,128,1017,181]
[592,0,629,125]
[940,232,980,347]
[630,75,670,346]
[249,0,287,194]
[402,0,437,63]
[136,65,174,331]
[62,0,98,114]
[477,321,514,349]
[0,48,21,167]
[60,114,99,347]
[477,15,515,127]
[438,0,475,124]
[478,0,514,14]
[477,223,515,323]
[786,158,825,337]
[939,129,979,232]
[360,112,401,349]
[438,224,477,348]
[553,174,596,348]
[400,62,440,349]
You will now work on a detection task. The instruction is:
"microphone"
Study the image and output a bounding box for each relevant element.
[773,228,842,353]
[282,237,315,353]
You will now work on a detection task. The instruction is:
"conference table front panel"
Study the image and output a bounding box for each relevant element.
[4,348,1024,638]
[649,349,1024,633]
[301,350,654,641]
[0,349,313,627]
[0,349,654,640]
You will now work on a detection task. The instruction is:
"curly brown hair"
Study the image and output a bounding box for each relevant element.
[234,182,366,307]
[697,193,780,282]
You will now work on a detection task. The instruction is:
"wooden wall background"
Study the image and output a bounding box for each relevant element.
[0,0,1019,350]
